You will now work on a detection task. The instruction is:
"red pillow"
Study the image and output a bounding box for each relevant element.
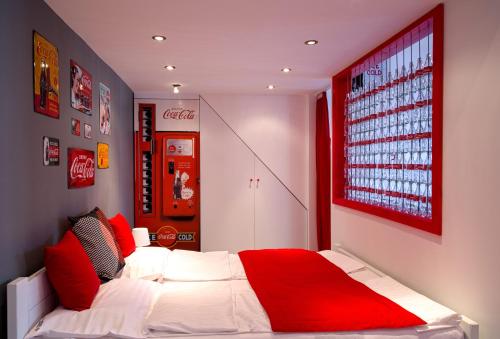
[108,213,136,257]
[44,231,100,311]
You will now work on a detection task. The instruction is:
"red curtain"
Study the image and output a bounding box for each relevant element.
[316,92,331,250]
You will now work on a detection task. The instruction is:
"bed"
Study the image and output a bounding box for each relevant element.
[7,246,478,339]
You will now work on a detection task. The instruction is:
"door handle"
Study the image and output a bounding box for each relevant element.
[256,178,260,188]
[249,178,253,188]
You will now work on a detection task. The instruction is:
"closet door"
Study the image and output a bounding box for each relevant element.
[200,100,255,252]
[254,159,308,249]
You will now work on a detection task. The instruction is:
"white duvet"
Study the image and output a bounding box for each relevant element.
[27,278,160,339]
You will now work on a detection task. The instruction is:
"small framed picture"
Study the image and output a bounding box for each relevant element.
[70,60,92,114]
[71,118,81,136]
[84,123,92,139]
[99,83,111,135]
[97,142,109,169]
[42,136,60,166]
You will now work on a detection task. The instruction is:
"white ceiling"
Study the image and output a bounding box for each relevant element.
[45,0,441,96]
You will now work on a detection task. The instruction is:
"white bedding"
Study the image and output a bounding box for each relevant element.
[164,250,232,281]
[27,278,160,339]
[30,249,464,339]
[147,281,238,335]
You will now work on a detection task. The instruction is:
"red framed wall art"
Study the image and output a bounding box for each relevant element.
[331,4,443,235]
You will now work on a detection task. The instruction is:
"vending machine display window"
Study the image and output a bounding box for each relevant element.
[331,5,443,235]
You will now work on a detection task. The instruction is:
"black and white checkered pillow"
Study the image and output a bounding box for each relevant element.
[69,207,125,282]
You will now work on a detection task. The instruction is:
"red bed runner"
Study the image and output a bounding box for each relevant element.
[238,249,425,332]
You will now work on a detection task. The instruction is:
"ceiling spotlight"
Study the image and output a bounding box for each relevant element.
[152,35,166,41]
[304,39,318,46]
[172,84,181,94]
[164,65,176,71]
[281,67,292,73]
[267,85,275,90]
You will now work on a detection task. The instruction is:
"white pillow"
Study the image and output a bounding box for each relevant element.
[229,253,247,279]
[121,246,170,280]
[27,278,160,338]
[318,250,366,274]
[164,250,231,281]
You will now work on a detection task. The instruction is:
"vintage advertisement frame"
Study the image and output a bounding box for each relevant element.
[97,142,109,169]
[33,31,60,119]
[70,59,93,114]
[67,148,95,189]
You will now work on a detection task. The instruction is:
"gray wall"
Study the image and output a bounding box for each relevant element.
[0,0,134,336]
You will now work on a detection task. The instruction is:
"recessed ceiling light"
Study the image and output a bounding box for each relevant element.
[304,39,318,46]
[172,84,181,94]
[152,35,166,41]
[267,85,275,90]
[164,65,176,71]
[281,67,292,73]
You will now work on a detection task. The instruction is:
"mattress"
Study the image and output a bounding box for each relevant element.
[28,249,464,339]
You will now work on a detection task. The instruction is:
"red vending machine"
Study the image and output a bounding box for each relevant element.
[134,100,200,250]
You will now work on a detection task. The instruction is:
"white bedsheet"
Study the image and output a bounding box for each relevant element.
[164,250,231,281]
[363,276,461,330]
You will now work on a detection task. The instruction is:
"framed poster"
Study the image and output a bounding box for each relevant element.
[42,136,60,166]
[68,148,95,189]
[97,142,109,169]
[33,31,59,118]
[99,83,111,135]
[84,123,92,139]
[70,60,92,114]
[71,118,81,136]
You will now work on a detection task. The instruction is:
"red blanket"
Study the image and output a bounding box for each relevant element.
[238,249,425,332]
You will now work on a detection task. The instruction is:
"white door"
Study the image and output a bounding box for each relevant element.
[200,100,255,252]
[254,159,308,249]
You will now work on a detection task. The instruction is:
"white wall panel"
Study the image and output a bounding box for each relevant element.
[254,159,308,249]
[200,100,255,252]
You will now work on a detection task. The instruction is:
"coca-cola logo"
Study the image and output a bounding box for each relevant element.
[70,156,95,180]
[162,108,196,120]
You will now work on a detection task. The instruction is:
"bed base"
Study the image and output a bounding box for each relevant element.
[7,249,479,339]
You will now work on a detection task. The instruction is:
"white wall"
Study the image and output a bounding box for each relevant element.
[332,1,500,338]
[201,93,317,249]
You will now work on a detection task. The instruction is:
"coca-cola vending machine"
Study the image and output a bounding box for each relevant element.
[134,100,200,250]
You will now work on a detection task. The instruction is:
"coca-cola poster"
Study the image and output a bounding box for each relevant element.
[97,142,109,169]
[135,99,199,132]
[70,60,92,114]
[42,136,60,166]
[99,83,111,135]
[67,148,95,189]
[71,118,81,136]
[33,31,60,119]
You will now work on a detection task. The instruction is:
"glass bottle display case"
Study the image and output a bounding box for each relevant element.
[331,5,443,235]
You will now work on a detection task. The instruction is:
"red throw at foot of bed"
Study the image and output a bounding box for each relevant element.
[238,249,426,332]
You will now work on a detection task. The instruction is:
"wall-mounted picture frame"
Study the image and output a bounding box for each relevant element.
[99,83,111,135]
[84,123,92,139]
[42,136,60,166]
[67,148,95,189]
[71,118,81,136]
[33,31,60,119]
[97,142,109,169]
[70,59,92,114]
